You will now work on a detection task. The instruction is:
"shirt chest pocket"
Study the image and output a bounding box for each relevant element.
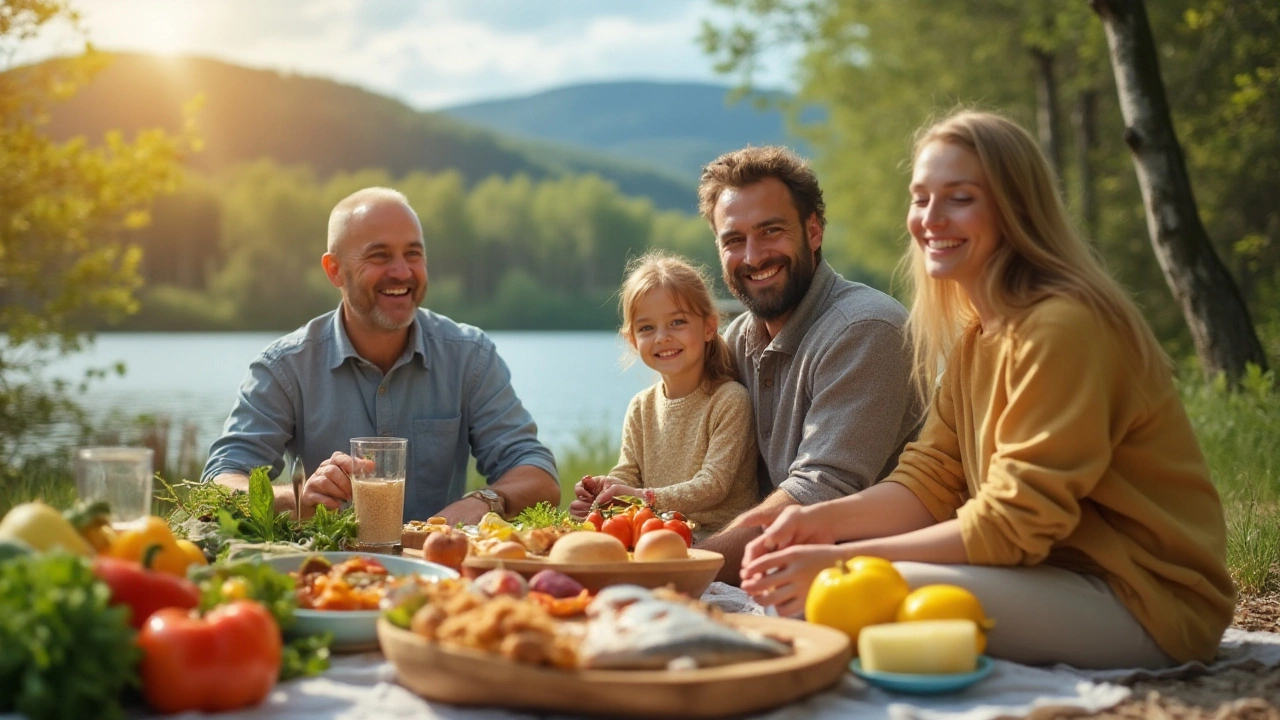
[408,416,464,517]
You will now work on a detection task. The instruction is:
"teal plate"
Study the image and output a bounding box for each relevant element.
[850,655,995,695]
[259,551,457,652]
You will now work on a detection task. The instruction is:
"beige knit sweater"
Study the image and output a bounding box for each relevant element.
[606,380,760,539]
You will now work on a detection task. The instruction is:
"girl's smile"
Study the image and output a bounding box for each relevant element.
[629,288,716,399]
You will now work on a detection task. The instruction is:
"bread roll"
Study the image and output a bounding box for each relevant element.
[548,532,628,564]
[633,529,688,561]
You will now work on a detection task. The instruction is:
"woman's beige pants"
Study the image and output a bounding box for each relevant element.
[893,562,1176,669]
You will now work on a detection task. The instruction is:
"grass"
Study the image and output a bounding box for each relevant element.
[1179,365,1280,595]
[3,372,1277,595]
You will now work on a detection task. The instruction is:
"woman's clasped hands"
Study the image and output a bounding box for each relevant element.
[737,504,847,618]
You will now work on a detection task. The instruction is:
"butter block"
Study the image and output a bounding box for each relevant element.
[857,620,979,674]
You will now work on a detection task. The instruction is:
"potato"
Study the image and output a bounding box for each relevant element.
[633,529,688,561]
[548,531,628,564]
[486,541,528,560]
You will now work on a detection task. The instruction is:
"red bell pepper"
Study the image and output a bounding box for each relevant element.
[138,600,283,713]
[91,555,201,629]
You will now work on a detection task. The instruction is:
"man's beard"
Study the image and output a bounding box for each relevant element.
[345,273,425,331]
[724,230,817,321]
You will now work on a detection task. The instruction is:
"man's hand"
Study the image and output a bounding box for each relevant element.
[697,489,798,585]
[298,452,371,519]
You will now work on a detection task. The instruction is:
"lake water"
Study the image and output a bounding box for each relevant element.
[43,331,657,461]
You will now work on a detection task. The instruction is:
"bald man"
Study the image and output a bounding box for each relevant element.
[203,187,560,525]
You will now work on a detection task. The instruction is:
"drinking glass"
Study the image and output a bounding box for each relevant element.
[75,447,155,527]
[349,437,407,552]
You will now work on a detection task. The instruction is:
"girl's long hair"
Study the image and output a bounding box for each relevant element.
[900,110,1167,402]
[619,250,738,390]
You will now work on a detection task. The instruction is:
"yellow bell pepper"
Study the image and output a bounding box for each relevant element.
[805,555,911,645]
[107,516,199,577]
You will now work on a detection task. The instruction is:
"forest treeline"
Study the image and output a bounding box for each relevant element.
[119,163,721,332]
[703,0,1279,364]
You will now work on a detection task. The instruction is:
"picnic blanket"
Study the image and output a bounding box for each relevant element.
[9,584,1269,720]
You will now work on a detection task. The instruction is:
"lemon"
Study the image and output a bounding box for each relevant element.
[896,584,996,653]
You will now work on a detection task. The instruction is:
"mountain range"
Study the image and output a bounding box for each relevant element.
[442,81,810,179]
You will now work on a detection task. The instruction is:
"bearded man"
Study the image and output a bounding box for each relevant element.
[694,147,924,582]
[203,187,559,524]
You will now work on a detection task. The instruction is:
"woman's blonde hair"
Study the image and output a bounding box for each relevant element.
[900,110,1167,401]
[619,250,738,390]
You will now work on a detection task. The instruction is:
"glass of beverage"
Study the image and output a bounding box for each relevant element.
[75,447,155,527]
[349,437,407,552]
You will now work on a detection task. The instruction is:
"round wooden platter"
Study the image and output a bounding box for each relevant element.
[377,613,852,718]
[405,547,725,597]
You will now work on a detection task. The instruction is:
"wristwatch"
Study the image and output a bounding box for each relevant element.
[462,488,507,517]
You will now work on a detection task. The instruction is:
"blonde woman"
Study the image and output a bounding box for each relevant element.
[737,110,1234,669]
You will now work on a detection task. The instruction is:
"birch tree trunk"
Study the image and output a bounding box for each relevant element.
[1090,0,1267,382]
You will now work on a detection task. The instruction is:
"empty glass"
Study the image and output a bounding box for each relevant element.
[75,447,155,527]
[349,437,407,551]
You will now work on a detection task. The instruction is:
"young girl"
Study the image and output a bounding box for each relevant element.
[737,111,1234,669]
[569,251,760,541]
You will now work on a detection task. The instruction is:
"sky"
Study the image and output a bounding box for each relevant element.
[15,0,797,110]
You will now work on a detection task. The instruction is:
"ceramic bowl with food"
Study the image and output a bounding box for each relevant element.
[258,551,457,651]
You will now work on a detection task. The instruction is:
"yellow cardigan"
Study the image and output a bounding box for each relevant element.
[886,297,1235,663]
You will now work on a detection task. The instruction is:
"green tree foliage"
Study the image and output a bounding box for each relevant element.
[121,161,712,332]
[0,0,185,460]
[701,0,1279,361]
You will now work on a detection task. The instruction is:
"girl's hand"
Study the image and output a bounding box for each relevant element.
[595,482,641,507]
[741,505,836,568]
[739,544,849,618]
[569,475,606,518]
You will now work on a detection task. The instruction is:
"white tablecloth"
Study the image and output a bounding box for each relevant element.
[149,585,1280,720]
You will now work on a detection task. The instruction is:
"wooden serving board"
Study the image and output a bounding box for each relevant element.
[404,547,725,597]
[378,614,852,718]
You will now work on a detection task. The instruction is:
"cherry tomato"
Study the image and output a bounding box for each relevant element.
[631,507,657,546]
[601,515,633,549]
[664,519,693,548]
[586,510,604,532]
[666,510,687,523]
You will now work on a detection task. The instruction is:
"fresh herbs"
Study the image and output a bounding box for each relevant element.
[512,501,589,530]
[161,467,359,554]
[192,561,332,681]
[306,504,360,552]
[0,554,140,720]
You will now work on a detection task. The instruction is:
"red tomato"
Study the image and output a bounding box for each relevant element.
[639,517,665,540]
[585,510,604,532]
[631,507,657,546]
[664,519,693,548]
[666,510,687,523]
[601,515,634,549]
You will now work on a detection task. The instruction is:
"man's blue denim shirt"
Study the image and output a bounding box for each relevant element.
[202,306,558,519]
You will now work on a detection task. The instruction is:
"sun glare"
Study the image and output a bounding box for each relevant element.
[118,3,196,57]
